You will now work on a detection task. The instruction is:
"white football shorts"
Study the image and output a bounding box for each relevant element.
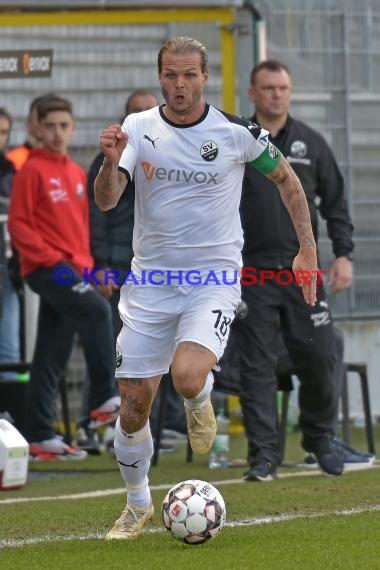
[115,281,241,378]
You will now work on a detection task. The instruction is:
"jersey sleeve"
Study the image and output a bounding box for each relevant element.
[237,116,281,174]
[248,140,281,174]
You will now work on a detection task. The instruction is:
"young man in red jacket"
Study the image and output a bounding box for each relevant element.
[8,94,119,460]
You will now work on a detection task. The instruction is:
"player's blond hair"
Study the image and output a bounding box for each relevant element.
[158,36,208,74]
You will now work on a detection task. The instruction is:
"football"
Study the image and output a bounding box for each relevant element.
[161,479,226,545]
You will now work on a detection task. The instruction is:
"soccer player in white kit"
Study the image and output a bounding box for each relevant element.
[95,36,318,540]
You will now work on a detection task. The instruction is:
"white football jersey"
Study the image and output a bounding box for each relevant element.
[119,104,279,276]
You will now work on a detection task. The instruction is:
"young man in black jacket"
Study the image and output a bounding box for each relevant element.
[238,60,372,481]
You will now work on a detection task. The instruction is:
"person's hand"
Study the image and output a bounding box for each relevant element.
[328,256,353,293]
[292,246,318,306]
[90,267,119,299]
[100,124,128,164]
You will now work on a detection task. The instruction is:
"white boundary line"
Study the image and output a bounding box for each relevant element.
[1,503,380,549]
[0,465,378,505]
[0,470,341,505]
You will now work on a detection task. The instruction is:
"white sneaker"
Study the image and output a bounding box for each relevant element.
[89,396,120,429]
[106,502,154,540]
[29,436,87,461]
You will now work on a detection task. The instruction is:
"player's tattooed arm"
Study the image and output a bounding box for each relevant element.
[94,123,129,211]
[267,154,318,306]
[95,162,127,211]
[267,155,316,251]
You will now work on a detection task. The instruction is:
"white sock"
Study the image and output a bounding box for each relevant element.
[184,371,214,409]
[114,418,153,507]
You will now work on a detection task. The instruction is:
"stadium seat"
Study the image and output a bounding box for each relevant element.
[341,362,376,455]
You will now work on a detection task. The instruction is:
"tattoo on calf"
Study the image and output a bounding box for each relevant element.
[120,395,149,432]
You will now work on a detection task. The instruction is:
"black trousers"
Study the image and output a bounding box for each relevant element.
[237,272,336,467]
[25,263,116,442]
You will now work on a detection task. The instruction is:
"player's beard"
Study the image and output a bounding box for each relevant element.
[161,86,204,117]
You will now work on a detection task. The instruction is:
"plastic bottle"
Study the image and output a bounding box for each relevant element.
[208,408,230,468]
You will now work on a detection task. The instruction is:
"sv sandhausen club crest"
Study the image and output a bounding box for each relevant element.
[200,140,218,161]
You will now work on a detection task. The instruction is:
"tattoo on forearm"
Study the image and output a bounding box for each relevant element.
[95,164,125,209]
[96,173,112,201]
[270,159,316,248]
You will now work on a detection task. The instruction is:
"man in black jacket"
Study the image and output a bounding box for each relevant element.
[238,60,366,481]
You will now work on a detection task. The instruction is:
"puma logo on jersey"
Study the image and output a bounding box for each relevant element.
[143,134,159,148]
[50,177,62,187]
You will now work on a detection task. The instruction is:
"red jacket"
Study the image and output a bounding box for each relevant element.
[8,148,93,277]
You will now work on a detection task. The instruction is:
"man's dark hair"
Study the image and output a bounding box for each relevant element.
[28,92,58,118]
[35,94,73,121]
[250,60,291,86]
[125,89,157,116]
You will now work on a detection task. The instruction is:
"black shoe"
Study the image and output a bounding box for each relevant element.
[76,426,102,455]
[302,438,344,476]
[303,453,318,467]
[331,437,375,468]
[244,461,278,482]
